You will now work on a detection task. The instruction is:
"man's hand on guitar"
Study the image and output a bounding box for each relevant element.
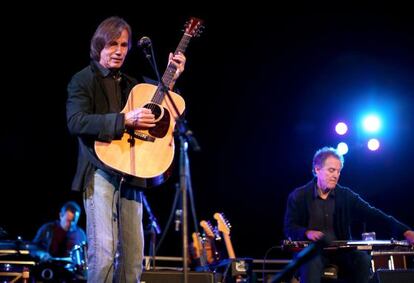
[305,230,325,241]
[168,51,186,89]
[125,108,155,129]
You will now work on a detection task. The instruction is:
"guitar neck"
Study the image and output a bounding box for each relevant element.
[153,34,192,105]
[192,232,202,258]
[223,233,236,259]
[191,232,207,266]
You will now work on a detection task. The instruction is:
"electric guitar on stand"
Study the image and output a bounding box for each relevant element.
[200,220,222,264]
[214,212,236,259]
[214,213,251,282]
[94,17,204,188]
[191,232,207,268]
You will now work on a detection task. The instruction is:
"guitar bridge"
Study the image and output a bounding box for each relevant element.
[130,131,156,142]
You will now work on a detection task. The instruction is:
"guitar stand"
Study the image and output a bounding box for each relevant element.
[209,258,253,283]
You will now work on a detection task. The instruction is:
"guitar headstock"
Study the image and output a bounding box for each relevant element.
[200,220,215,238]
[214,212,231,236]
[184,17,204,38]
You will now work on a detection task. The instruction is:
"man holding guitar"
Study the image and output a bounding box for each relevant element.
[66,16,187,282]
[283,146,414,283]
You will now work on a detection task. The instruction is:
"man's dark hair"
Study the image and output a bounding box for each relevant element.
[312,146,344,176]
[60,201,81,215]
[90,16,132,61]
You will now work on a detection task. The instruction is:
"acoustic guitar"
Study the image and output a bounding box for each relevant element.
[94,17,203,188]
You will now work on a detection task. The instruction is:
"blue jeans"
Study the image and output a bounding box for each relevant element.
[298,250,371,283]
[84,169,144,282]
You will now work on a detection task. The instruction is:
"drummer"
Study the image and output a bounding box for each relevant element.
[32,201,86,261]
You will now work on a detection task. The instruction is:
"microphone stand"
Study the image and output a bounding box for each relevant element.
[141,41,201,283]
[142,193,161,270]
[270,236,331,283]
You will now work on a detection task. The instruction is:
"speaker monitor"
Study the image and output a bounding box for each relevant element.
[141,271,216,283]
[374,269,414,283]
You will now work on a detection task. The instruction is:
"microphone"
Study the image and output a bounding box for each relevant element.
[137,36,152,49]
[137,36,152,60]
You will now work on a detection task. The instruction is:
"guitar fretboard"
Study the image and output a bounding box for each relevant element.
[152,34,192,105]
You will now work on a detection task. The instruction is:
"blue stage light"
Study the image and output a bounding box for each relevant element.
[362,115,381,133]
[335,122,348,135]
[337,142,349,155]
[367,138,380,151]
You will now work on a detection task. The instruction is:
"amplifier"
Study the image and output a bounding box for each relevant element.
[374,269,414,283]
[141,270,217,283]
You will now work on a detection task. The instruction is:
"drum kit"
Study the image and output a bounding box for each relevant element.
[0,239,88,282]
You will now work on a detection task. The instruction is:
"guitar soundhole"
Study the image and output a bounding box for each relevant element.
[144,103,163,121]
[144,103,170,138]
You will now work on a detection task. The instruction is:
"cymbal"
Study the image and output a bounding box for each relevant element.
[0,239,39,252]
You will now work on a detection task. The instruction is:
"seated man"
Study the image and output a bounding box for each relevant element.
[283,146,414,283]
[32,201,87,261]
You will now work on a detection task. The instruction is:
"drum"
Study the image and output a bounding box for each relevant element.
[70,242,88,279]
[32,259,75,281]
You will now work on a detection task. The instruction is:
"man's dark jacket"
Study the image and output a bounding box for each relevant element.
[284,179,411,240]
[66,61,138,192]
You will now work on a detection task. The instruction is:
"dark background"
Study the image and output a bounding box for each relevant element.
[2,4,414,261]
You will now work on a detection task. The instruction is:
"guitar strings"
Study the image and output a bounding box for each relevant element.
[146,63,177,113]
